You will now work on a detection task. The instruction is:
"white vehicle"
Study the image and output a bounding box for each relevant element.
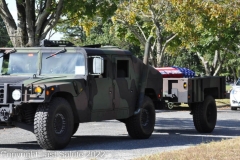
[230,80,240,110]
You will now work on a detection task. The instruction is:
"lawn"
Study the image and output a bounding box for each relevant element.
[136,137,240,160]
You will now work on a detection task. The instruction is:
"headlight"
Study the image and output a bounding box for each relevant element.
[34,86,43,94]
[12,89,21,101]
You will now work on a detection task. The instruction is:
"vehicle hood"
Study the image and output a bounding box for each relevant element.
[23,76,75,85]
[0,75,32,84]
[231,86,240,94]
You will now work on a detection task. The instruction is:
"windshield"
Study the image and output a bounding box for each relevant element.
[42,52,85,75]
[6,52,38,74]
[236,79,240,86]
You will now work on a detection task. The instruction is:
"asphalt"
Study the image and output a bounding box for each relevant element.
[0,107,239,160]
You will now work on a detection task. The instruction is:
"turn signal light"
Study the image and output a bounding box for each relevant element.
[34,86,43,94]
[183,82,187,89]
[46,87,55,96]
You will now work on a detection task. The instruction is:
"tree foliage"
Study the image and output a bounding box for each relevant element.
[58,19,142,56]
[167,0,240,75]
[112,0,178,67]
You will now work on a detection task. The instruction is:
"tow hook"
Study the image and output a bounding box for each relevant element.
[167,102,174,109]
[0,106,12,122]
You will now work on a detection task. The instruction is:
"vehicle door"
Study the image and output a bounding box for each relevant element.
[112,56,138,114]
[88,55,113,112]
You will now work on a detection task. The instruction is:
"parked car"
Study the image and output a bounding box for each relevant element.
[230,80,240,110]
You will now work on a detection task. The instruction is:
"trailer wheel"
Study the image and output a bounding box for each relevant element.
[72,123,79,136]
[231,107,237,110]
[192,96,217,133]
[125,96,155,139]
[34,97,74,150]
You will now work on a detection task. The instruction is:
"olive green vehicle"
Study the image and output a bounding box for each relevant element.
[0,39,162,150]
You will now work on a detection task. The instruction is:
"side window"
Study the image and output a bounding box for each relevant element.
[117,60,129,78]
[1,53,9,74]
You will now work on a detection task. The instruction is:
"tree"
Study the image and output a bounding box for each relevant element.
[167,0,240,75]
[112,0,178,67]
[0,0,118,47]
[57,19,142,56]
[0,16,11,46]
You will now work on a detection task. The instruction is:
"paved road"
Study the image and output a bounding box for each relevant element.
[0,108,239,160]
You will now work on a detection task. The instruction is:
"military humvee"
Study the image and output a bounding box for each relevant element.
[0,39,162,150]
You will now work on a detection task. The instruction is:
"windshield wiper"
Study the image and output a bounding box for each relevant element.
[0,48,16,58]
[45,48,66,59]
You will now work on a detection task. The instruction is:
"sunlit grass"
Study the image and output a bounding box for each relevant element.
[136,137,240,160]
[226,84,232,92]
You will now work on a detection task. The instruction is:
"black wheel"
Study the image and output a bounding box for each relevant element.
[34,97,74,150]
[72,123,79,136]
[125,96,155,139]
[192,96,217,133]
[231,107,237,110]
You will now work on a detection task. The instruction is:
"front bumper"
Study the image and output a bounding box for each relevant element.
[230,102,240,107]
[0,83,47,122]
[230,94,240,107]
[0,83,46,104]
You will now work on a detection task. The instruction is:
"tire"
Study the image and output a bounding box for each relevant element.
[125,96,155,139]
[231,107,237,110]
[34,97,74,150]
[72,123,79,136]
[192,96,217,133]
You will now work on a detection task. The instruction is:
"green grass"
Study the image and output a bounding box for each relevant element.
[180,99,230,107]
[215,99,230,106]
[226,84,232,92]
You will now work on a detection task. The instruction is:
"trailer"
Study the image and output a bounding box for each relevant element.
[157,76,226,133]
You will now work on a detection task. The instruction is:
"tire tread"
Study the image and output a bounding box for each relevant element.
[126,96,155,139]
[34,97,73,150]
[192,96,217,133]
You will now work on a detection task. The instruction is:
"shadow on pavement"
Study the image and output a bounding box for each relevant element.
[0,110,239,151]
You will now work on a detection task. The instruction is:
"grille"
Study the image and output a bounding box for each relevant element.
[0,88,4,103]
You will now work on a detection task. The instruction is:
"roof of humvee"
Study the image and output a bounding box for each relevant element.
[84,47,132,55]
[0,46,133,56]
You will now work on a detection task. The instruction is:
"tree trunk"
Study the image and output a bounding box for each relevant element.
[0,0,64,47]
[156,39,163,67]
[196,52,211,76]
[230,66,238,83]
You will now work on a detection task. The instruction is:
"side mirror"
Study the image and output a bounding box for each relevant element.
[93,57,104,74]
